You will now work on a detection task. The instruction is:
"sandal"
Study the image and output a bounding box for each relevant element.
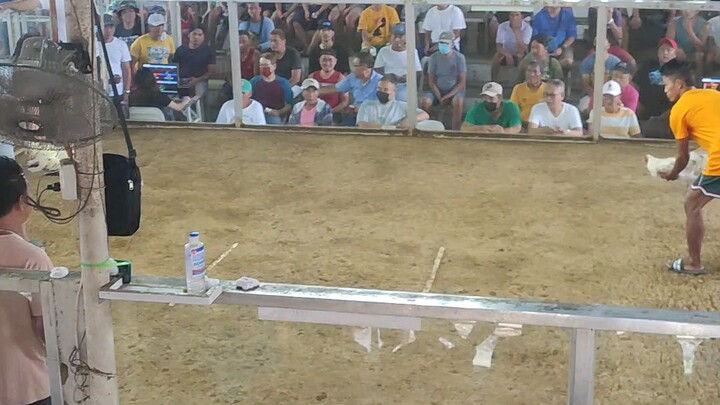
[667,258,707,275]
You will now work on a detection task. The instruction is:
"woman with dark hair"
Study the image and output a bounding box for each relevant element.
[129,67,192,120]
[0,156,54,405]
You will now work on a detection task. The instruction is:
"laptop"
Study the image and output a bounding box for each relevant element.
[143,63,179,95]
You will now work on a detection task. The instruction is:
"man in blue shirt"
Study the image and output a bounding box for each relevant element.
[239,2,275,51]
[531,6,577,71]
[319,50,382,126]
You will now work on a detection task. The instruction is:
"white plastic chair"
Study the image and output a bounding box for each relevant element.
[416,120,445,131]
[129,107,167,122]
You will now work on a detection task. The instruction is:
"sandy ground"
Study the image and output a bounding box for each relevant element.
[26,129,720,404]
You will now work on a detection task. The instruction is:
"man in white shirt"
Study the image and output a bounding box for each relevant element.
[491,11,532,81]
[373,23,422,102]
[421,4,466,55]
[357,74,429,129]
[216,79,266,125]
[99,14,132,103]
[528,79,583,136]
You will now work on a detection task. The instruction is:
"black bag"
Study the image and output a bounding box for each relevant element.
[95,3,141,236]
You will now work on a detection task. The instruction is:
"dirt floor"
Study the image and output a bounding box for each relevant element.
[26,128,720,404]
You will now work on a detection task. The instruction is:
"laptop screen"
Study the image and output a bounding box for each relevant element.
[702,77,720,90]
[143,63,179,95]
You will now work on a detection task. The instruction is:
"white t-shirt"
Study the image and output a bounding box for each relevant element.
[422,5,466,48]
[528,102,583,131]
[709,16,720,48]
[496,20,533,55]
[216,99,266,125]
[357,99,422,127]
[373,46,422,77]
[96,37,131,95]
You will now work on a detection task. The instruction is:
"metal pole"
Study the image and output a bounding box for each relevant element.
[227,3,243,127]
[170,1,182,46]
[404,0,417,131]
[590,6,608,142]
[567,328,596,405]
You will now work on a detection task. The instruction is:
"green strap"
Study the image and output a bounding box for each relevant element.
[80,258,120,268]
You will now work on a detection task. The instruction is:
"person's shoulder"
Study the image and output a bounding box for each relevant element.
[498,20,510,30]
[0,233,53,270]
[562,102,580,113]
[511,82,526,92]
[503,100,521,110]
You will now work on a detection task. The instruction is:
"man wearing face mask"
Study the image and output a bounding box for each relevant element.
[250,52,294,124]
[420,31,467,131]
[462,82,521,134]
[373,23,422,102]
[356,74,429,129]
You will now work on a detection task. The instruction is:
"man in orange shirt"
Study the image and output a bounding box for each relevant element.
[659,59,720,275]
[357,4,400,54]
[0,156,53,405]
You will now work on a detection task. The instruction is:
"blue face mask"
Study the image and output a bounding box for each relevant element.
[438,43,451,55]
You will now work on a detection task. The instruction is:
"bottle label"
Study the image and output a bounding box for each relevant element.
[190,246,205,276]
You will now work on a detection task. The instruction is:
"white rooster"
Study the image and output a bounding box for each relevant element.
[15,147,69,173]
[645,150,707,182]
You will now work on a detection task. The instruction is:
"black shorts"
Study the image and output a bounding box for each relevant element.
[291,6,329,30]
[28,398,51,405]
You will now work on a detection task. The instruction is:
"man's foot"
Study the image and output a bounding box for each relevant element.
[667,258,707,275]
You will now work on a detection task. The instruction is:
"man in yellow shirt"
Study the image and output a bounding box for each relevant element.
[510,61,546,125]
[659,59,720,275]
[357,4,400,53]
[129,13,175,74]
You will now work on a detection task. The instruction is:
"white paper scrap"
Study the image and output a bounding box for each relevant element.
[454,322,475,339]
[353,327,372,353]
[677,335,704,376]
[473,334,499,368]
[438,337,455,349]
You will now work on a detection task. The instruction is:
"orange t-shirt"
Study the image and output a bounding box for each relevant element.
[670,89,720,176]
[0,231,53,404]
[357,5,400,46]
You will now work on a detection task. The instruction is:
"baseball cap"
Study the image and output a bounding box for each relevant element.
[481,82,503,98]
[318,20,333,30]
[612,61,635,75]
[114,0,138,14]
[301,78,320,90]
[391,23,406,35]
[241,79,252,93]
[602,80,622,96]
[147,13,166,27]
[438,31,454,44]
[103,14,115,26]
[658,37,678,49]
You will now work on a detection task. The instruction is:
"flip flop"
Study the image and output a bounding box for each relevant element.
[667,258,706,275]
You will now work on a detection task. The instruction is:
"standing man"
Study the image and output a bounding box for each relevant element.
[659,60,720,275]
[0,156,54,405]
[99,14,132,104]
[114,0,142,48]
[173,27,217,98]
[129,13,175,74]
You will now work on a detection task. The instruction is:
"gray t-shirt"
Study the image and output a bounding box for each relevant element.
[427,50,467,92]
[357,99,423,126]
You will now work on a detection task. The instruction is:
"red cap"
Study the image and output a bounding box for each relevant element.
[658,38,678,49]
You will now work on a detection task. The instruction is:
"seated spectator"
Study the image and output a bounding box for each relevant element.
[666,10,708,78]
[636,38,678,121]
[331,4,364,35]
[129,13,174,74]
[308,20,350,74]
[586,8,624,46]
[0,156,55,405]
[510,61,546,126]
[491,11,532,81]
[587,80,641,138]
[608,62,638,111]
[516,34,564,83]
[239,30,259,79]
[289,3,331,52]
[420,31,466,131]
[374,24,422,102]
[356,74,429,129]
[357,4,400,54]
[114,0,142,49]
[129,68,192,121]
[172,27,216,97]
[99,14,132,103]
[461,82,521,134]
[216,79,266,125]
[531,6,576,71]
[288,78,334,126]
[528,79,583,136]
[421,4,466,55]
[269,29,302,94]
[319,51,383,126]
[250,52,294,124]
[239,2,275,51]
[579,39,622,96]
[309,49,349,118]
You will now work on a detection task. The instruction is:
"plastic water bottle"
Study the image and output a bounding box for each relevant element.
[184,232,206,294]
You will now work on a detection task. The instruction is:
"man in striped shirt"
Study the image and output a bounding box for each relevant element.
[588,80,640,138]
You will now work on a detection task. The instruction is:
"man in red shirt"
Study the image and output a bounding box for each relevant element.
[309,49,349,124]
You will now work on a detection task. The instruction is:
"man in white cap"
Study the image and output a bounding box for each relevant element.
[288,78,334,126]
[528,79,583,136]
[587,80,641,138]
[461,82,521,133]
[129,13,175,74]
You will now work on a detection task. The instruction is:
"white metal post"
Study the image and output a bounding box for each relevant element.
[568,328,596,405]
[170,1,182,47]
[228,3,244,128]
[404,0,417,130]
[590,6,608,142]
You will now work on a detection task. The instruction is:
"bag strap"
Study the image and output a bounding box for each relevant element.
[92,1,137,161]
